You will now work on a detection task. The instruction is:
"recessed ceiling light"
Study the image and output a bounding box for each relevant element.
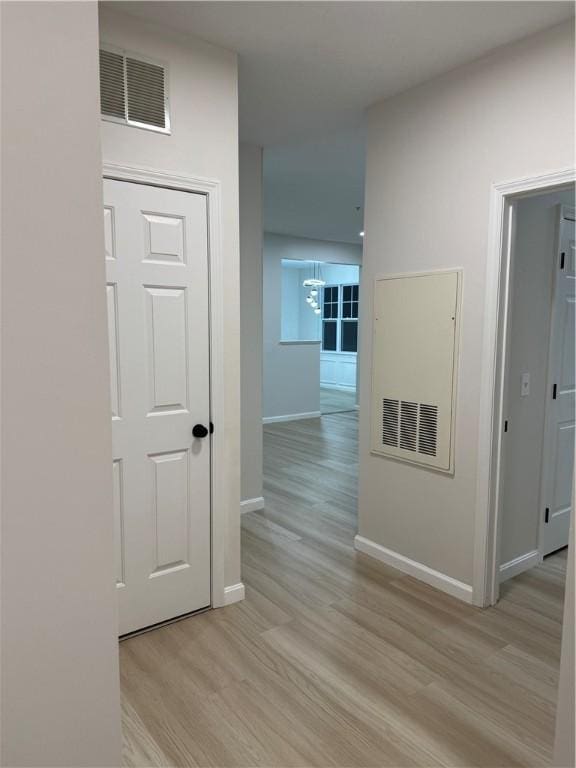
[359,231,364,238]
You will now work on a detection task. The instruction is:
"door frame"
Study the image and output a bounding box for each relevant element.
[103,161,228,608]
[538,204,576,557]
[473,167,575,607]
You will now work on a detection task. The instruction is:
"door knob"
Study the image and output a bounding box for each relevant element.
[192,424,209,439]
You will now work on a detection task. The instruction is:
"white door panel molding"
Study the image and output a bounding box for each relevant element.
[104,175,213,635]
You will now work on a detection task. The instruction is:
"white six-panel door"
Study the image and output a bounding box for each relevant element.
[540,208,575,556]
[104,178,211,635]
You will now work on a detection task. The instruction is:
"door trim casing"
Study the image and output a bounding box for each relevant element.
[474,167,575,607]
[103,161,231,609]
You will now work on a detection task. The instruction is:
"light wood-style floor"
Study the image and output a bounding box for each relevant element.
[320,385,357,415]
[121,412,566,767]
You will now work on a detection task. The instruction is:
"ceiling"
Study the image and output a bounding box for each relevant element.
[111,1,574,243]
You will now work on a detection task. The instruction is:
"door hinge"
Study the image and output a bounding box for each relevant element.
[560,252,565,270]
[504,420,508,433]
[544,507,550,524]
[552,384,557,400]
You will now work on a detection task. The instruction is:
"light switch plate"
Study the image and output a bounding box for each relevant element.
[521,372,530,397]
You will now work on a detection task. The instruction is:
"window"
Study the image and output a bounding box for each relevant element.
[323,320,337,351]
[322,283,359,353]
[322,286,339,350]
[323,286,339,319]
[342,285,359,318]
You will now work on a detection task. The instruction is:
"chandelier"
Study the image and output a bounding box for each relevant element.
[303,262,325,315]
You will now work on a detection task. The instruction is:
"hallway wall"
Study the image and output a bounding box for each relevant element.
[240,144,264,507]
[1,3,121,764]
[359,21,575,593]
[99,6,242,592]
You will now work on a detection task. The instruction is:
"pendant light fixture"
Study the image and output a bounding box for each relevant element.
[303,262,325,316]
[302,261,325,288]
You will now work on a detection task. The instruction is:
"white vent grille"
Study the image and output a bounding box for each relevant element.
[382,399,399,447]
[100,49,125,120]
[381,399,438,457]
[418,404,438,456]
[126,57,166,128]
[99,46,169,133]
[399,401,418,452]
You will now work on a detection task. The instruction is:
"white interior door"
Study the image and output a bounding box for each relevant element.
[104,178,211,635]
[540,207,575,556]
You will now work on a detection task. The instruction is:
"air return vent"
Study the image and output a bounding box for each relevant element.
[382,399,399,447]
[99,49,125,120]
[99,46,169,133]
[381,399,438,456]
[370,270,461,473]
[418,404,438,456]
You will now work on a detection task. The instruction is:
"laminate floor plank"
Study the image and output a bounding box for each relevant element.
[122,412,566,767]
[320,386,357,415]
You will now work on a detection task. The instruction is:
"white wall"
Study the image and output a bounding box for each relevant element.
[240,144,264,505]
[359,22,574,588]
[99,7,242,590]
[501,189,574,567]
[553,508,575,767]
[1,3,121,765]
[281,265,305,341]
[263,233,362,420]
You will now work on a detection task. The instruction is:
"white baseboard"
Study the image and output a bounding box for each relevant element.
[354,535,474,604]
[240,496,265,514]
[263,411,321,424]
[222,582,245,606]
[499,549,541,582]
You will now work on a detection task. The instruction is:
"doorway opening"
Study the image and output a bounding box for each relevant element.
[278,258,360,417]
[476,172,574,607]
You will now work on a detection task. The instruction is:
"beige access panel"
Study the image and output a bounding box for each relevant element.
[370,270,461,473]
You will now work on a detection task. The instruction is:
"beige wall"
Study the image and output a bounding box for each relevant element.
[501,189,574,566]
[99,7,242,589]
[240,144,264,503]
[1,3,121,764]
[360,22,574,586]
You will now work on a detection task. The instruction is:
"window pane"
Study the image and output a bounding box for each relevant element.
[341,321,358,352]
[326,286,337,302]
[343,285,352,301]
[352,285,359,300]
[323,320,337,351]
[350,300,358,319]
[342,302,352,318]
[323,287,338,319]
